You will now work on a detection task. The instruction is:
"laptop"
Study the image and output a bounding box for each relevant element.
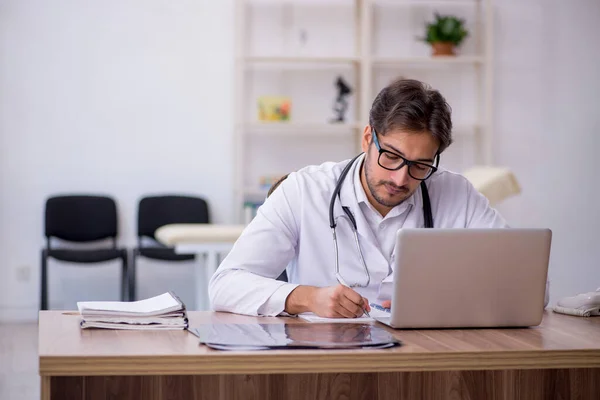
[372,228,552,329]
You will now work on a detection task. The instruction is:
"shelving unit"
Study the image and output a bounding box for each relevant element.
[234,0,493,223]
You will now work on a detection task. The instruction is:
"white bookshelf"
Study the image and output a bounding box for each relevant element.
[234,0,493,223]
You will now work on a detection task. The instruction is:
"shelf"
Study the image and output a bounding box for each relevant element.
[246,55,483,66]
[242,122,361,135]
[242,122,478,135]
[373,0,481,7]
[245,56,359,64]
[248,0,478,5]
[247,0,354,5]
[244,122,478,134]
[373,55,484,66]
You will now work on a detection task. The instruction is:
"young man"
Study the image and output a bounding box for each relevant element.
[209,78,507,317]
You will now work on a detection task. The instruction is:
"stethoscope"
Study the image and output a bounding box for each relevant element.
[329,153,433,288]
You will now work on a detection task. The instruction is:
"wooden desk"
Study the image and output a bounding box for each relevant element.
[39,311,600,400]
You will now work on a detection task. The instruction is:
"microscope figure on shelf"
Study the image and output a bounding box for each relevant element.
[331,76,353,123]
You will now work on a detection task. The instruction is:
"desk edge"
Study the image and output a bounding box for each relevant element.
[39,349,600,376]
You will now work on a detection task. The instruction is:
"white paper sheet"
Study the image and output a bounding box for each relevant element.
[298,307,390,323]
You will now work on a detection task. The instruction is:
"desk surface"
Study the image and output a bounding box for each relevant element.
[39,311,600,376]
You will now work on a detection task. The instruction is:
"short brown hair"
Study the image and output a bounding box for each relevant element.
[369,78,453,153]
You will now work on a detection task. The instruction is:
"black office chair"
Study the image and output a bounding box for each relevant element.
[41,195,128,310]
[130,195,210,301]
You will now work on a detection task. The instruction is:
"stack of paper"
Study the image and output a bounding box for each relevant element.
[77,292,188,330]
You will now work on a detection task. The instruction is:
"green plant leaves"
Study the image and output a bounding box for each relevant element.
[422,13,469,46]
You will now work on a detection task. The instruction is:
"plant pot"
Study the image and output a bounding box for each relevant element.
[431,42,455,56]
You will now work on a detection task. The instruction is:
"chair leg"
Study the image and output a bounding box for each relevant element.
[121,254,128,302]
[129,251,137,302]
[40,250,48,310]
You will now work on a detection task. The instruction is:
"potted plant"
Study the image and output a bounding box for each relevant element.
[422,13,469,56]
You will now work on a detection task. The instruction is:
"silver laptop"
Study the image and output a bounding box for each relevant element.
[372,228,552,329]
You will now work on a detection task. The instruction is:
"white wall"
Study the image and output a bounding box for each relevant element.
[494,0,600,304]
[1,0,599,320]
[0,0,234,319]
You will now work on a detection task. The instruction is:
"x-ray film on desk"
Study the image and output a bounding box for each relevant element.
[191,322,401,351]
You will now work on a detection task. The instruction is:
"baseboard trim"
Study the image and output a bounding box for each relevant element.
[0,306,39,323]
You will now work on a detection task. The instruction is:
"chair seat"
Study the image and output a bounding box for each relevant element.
[46,248,126,264]
[136,247,195,262]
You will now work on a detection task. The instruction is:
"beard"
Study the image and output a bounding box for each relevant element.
[363,156,413,208]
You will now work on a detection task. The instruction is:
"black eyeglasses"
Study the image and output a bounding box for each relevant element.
[371,129,439,181]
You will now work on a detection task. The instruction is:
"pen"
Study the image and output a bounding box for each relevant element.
[336,273,371,318]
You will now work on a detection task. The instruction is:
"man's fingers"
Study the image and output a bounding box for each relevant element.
[339,296,364,317]
[340,286,363,305]
[362,297,371,312]
[326,285,370,318]
[381,300,392,309]
[334,302,358,318]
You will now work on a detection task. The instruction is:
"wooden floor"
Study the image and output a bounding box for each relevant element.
[0,322,39,400]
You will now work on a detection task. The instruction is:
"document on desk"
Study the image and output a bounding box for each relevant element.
[299,314,373,323]
[298,306,390,323]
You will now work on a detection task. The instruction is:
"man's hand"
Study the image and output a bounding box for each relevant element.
[381,300,391,309]
[312,285,371,318]
[285,285,370,318]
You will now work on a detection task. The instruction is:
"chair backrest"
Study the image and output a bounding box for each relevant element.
[45,195,118,242]
[137,195,210,240]
[267,176,290,283]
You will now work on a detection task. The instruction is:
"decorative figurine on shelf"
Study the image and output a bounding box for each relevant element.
[331,76,352,123]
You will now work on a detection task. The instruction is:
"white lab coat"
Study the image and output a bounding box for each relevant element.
[209,156,508,316]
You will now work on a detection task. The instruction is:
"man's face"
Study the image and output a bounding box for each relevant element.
[360,126,439,214]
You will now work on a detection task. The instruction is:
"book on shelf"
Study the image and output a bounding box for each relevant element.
[77,292,188,330]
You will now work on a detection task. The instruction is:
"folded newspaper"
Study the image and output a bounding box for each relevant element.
[77,292,188,330]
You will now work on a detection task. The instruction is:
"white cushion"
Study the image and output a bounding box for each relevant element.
[155,224,245,246]
[462,166,521,206]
